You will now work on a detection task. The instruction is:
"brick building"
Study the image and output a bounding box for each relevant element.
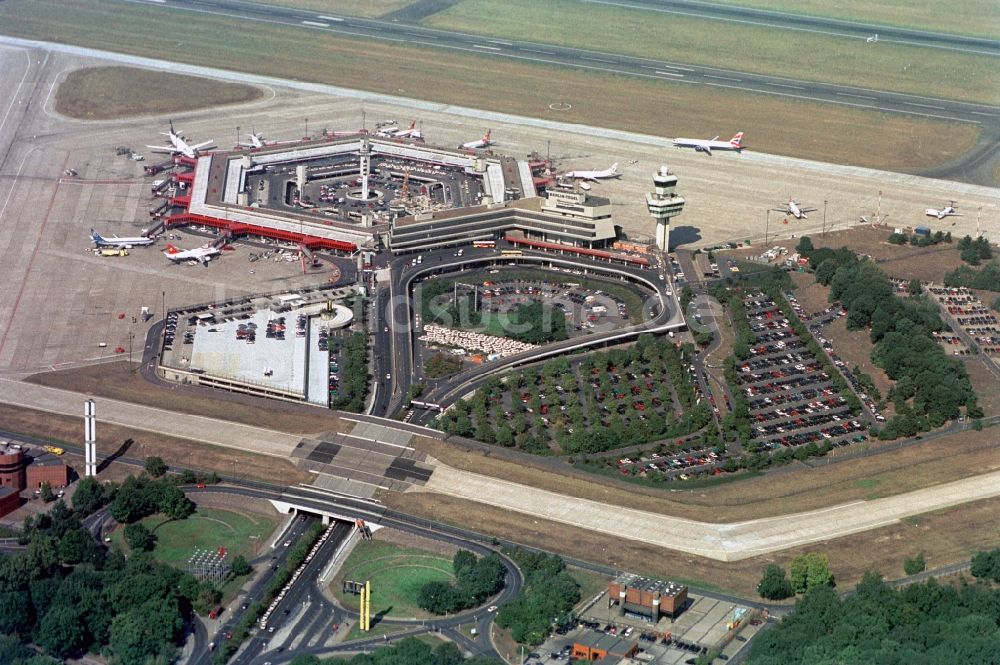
[0,443,27,491]
[609,574,689,622]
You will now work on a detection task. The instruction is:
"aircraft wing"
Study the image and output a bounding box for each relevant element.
[702,145,712,155]
[190,140,214,151]
[146,145,176,153]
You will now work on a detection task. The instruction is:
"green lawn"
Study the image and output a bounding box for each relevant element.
[567,567,611,610]
[426,0,999,105]
[706,0,1000,39]
[109,507,277,569]
[335,541,455,619]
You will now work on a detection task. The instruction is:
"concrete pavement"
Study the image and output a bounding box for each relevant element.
[420,463,1000,562]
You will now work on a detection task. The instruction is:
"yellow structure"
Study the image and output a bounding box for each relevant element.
[360,580,371,631]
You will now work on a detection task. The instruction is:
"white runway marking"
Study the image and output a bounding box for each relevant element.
[655,71,684,77]
[301,20,329,28]
[904,101,946,110]
[472,44,501,51]
[705,74,741,82]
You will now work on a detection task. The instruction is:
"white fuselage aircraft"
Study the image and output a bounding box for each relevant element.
[90,228,156,249]
[164,243,220,266]
[783,199,816,220]
[672,132,744,155]
[925,202,961,219]
[392,121,421,139]
[563,163,622,182]
[460,130,493,150]
[147,122,214,159]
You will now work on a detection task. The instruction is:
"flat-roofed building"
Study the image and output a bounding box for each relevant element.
[609,574,689,622]
[571,632,640,661]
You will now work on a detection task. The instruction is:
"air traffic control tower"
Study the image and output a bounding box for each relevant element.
[646,166,685,251]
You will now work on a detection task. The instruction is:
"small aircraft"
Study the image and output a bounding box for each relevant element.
[147,121,214,159]
[672,132,744,155]
[563,163,622,182]
[460,129,493,150]
[391,121,421,139]
[163,243,221,266]
[773,198,816,220]
[90,228,156,249]
[925,201,961,219]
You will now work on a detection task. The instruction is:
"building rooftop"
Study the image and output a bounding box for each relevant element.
[616,573,688,598]
[575,632,639,654]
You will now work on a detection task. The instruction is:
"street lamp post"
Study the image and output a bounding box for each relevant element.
[822,199,828,236]
[765,209,771,247]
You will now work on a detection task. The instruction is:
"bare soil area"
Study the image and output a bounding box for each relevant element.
[55,66,262,119]
[805,227,966,284]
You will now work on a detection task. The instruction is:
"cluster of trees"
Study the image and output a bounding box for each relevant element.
[757,553,833,600]
[417,550,505,615]
[944,261,1000,292]
[749,574,1000,665]
[288,637,502,665]
[505,300,568,344]
[110,474,195,525]
[957,235,992,265]
[495,547,580,645]
[436,335,711,455]
[886,230,951,247]
[800,241,979,431]
[970,547,1000,583]
[1,500,219,663]
[424,352,463,379]
[330,331,370,412]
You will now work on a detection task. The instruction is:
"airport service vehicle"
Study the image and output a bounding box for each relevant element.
[500,249,523,257]
[147,120,214,159]
[460,129,493,150]
[43,445,65,456]
[91,228,156,249]
[563,163,622,182]
[96,248,129,257]
[164,243,221,266]
[472,240,496,249]
[925,201,961,219]
[672,132,744,155]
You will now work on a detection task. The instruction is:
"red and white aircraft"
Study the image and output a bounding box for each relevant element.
[673,132,744,155]
[563,163,622,182]
[460,129,493,150]
[164,243,221,266]
[391,121,422,139]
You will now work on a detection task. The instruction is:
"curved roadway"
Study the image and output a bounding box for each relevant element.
[140,0,999,127]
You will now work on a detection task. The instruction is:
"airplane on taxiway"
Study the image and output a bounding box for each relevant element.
[90,228,156,249]
[391,121,422,139]
[773,198,816,220]
[147,121,214,159]
[673,132,744,155]
[926,201,961,219]
[460,129,493,150]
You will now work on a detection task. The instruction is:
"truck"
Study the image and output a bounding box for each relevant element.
[96,248,128,257]
[43,445,65,456]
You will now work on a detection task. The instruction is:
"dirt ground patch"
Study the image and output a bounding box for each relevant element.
[0,403,312,486]
[26,362,346,435]
[386,490,1000,596]
[789,271,832,313]
[55,66,262,120]
[963,358,1000,417]
[412,426,1000,523]
[823,317,895,411]
[372,526,461,559]
[803,227,966,284]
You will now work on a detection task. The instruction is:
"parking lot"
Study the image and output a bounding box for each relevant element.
[736,291,867,450]
[928,286,1000,361]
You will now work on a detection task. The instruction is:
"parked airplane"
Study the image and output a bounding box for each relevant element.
[926,201,961,219]
[90,228,156,249]
[460,129,493,150]
[392,121,421,139]
[147,121,214,159]
[672,132,744,155]
[773,198,816,220]
[163,243,220,266]
[563,163,622,182]
[240,131,266,149]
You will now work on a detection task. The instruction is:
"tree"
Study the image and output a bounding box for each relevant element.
[290,656,321,665]
[0,590,34,635]
[903,552,926,576]
[124,523,157,552]
[970,548,1000,583]
[39,482,54,503]
[230,555,252,577]
[795,236,814,255]
[790,553,833,593]
[158,485,195,520]
[72,477,109,515]
[757,564,794,600]
[108,600,181,665]
[907,279,922,296]
[144,456,168,478]
[36,605,87,659]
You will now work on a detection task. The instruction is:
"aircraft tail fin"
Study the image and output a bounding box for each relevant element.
[483,129,491,142]
[731,131,744,146]
[165,244,180,254]
[610,162,620,173]
[90,228,103,243]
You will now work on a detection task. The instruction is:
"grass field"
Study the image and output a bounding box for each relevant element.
[334,540,455,619]
[110,507,277,569]
[0,0,980,174]
[426,0,999,105]
[707,0,1000,38]
[247,0,411,18]
[55,66,262,119]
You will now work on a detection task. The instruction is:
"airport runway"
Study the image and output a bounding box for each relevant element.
[149,0,999,128]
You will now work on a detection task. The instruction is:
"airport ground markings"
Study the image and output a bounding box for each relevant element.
[425,0,999,105]
[0,0,983,174]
